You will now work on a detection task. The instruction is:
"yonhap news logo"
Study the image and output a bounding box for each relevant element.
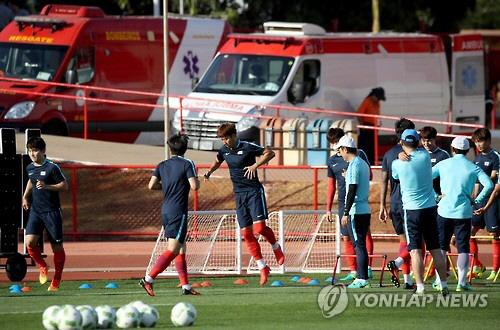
[318,284,488,318]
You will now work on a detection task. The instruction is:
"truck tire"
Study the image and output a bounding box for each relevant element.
[42,121,68,136]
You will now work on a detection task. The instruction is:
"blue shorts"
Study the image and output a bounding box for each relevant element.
[437,215,471,254]
[235,189,268,229]
[338,207,349,236]
[472,199,499,232]
[26,208,63,244]
[390,203,405,235]
[162,213,188,244]
[404,206,440,252]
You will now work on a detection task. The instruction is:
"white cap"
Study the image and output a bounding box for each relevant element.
[333,135,356,149]
[451,136,470,150]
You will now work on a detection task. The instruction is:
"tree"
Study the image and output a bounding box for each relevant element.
[461,0,500,29]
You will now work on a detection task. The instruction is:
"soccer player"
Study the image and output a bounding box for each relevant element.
[470,128,499,280]
[22,137,68,291]
[204,123,284,285]
[335,135,371,288]
[432,136,493,291]
[379,118,416,289]
[140,133,201,296]
[325,128,374,281]
[389,129,448,296]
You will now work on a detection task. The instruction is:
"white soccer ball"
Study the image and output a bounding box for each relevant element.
[57,304,83,330]
[42,305,61,330]
[136,304,160,327]
[95,305,116,329]
[171,302,197,327]
[76,305,98,329]
[116,305,140,328]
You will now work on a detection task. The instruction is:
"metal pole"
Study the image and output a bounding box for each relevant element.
[180,0,184,15]
[164,0,171,159]
[153,0,160,16]
[372,0,380,33]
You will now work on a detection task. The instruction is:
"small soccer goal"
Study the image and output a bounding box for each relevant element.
[146,210,340,276]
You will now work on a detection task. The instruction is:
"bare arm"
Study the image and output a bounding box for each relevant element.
[189,177,200,191]
[244,148,275,179]
[475,184,500,215]
[204,158,223,181]
[22,180,33,210]
[36,179,68,191]
[148,175,162,190]
[379,171,389,223]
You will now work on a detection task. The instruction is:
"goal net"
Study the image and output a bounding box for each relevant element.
[146,210,340,276]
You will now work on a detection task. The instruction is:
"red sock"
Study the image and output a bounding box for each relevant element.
[149,250,177,279]
[343,241,357,271]
[253,222,277,246]
[493,240,500,272]
[399,242,410,274]
[470,238,482,269]
[366,233,374,267]
[27,246,47,268]
[175,254,189,285]
[242,228,263,260]
[53,249,65,281]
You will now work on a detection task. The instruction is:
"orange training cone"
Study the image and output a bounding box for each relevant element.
[201,281,212,287]
[234,278,248,285]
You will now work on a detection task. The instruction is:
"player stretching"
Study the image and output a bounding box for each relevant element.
[325,128,374,280]
[390,129,448,296]
[22,137,68,291]
[140,133,201,296]
[379,118,415,289]
[336,136,372,288]
[470,128,499,280]
[204,123,284,285]
[432,136,493,291]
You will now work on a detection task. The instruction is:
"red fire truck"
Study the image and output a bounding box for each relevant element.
[0,5,230,143]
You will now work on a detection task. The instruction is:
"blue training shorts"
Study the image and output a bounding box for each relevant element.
[234,189,268,229]
[162,213,188,244]
[390,202,405,236]
[404,206,440,252]
[472,199,499,233]
[437,215,471,254]
[26,208,64,244]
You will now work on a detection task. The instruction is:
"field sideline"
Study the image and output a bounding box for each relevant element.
[0,273,498,329]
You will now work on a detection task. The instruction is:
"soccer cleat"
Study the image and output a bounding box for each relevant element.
[182,288,201,295]
[339,273,356,281]
[412,288,425,296]
[347,279,371,289]
[39,266,48,285]
[432,280,441,291]
[467,265,485,279]
[139,278,155,296]
[486,270,497,281]
[260,266,271,285]
[47,280,60,291]
[403,282,415,290]
[367,267,373,279]
[441,287,450,297]
[273,245,285,266]
[387,261,400,288]
[456,284,472,292]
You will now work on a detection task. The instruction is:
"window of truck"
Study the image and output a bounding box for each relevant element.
[63,46,95,84]
[194,54,294,96]
[287,60,320,104]
[0,42,68,81]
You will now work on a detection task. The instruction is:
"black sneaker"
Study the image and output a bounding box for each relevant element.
[387,261,401,288]
[441,287,450,297]
[139,278,155,296]
[182,288,201,296]
[403,282,415,290]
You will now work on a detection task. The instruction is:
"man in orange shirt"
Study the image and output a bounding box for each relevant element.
[357,87,385,164]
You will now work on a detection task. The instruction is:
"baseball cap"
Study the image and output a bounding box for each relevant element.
[333,135,356,149]
[451,136,470,150]
[401,129,419,143]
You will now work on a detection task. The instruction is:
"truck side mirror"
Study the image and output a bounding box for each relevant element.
[288,81,306,104]
[65,70,78,85]
[191,77,199,90]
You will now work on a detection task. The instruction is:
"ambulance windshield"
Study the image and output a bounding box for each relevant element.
[194,54,294,96]
[0,43,68,81]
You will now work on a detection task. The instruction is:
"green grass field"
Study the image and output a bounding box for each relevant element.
[0,273,499,329]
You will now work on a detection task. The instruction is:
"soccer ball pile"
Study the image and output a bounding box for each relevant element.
[42,301,160,329]
[170,302,197,327]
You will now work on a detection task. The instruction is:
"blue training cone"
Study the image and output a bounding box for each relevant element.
[325,277,332,282]
[105,283,119,289]
[308,280,320,285]
[10,286,23,293]
[79,283,93,289]
[290,276,301,282]
[9,284,21,290]
[271,281,284,287]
